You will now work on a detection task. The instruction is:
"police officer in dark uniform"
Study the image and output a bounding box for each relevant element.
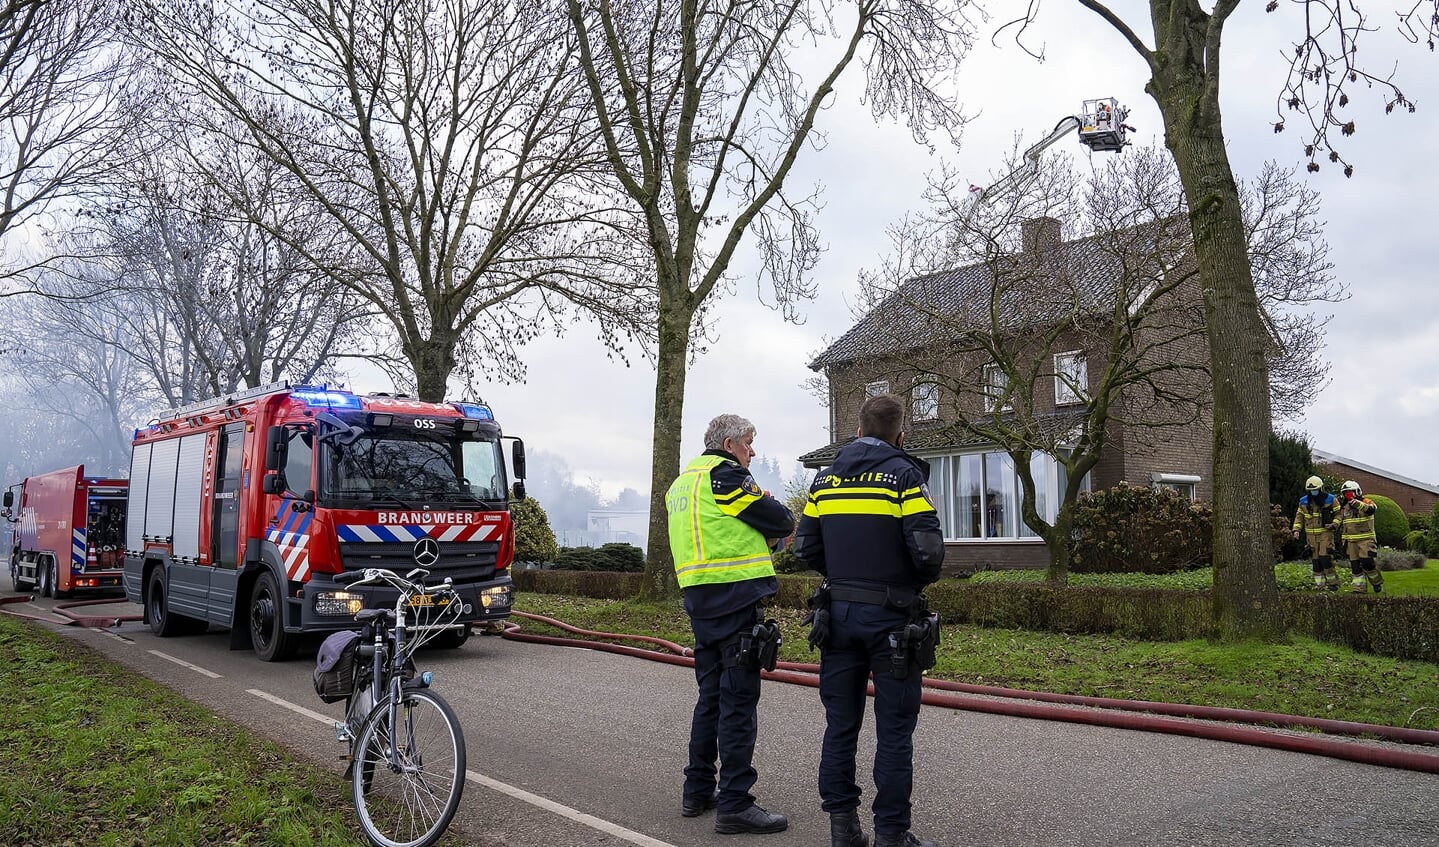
[666,413,794,835]
[795,393,945,847]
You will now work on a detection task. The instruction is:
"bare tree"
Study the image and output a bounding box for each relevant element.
[999,0,1437,640]
[50,136,371,407]
[566,0,977,595]
[852,144,1339,580]
[2,289,154,474]
[130,0,651,402]
[1,0,139,287]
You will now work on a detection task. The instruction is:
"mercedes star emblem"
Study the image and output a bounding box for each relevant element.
[413,536,441,567]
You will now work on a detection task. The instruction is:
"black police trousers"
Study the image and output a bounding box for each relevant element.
[818,600,924,837]
[685,603,764,814]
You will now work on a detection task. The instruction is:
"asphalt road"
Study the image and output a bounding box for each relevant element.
[9,594,1439,847]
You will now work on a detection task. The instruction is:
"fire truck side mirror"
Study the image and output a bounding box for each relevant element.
[508,437,526,480]
[1,491,11,508]
[265,426,288,471]
[261,472,287,495]
[511,480,527,502]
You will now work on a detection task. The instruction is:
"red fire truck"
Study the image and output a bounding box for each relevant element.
[4,466,128,596]
[124,382,525,661]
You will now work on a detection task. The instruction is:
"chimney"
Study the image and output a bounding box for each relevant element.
[1022,217,1063,253]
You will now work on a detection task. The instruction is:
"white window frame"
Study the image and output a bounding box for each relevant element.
[911,374,939,421]
[865,380,890,398]
[982,363,1009,412]
[1150,472,1201,501]
[1054,350,1088,406]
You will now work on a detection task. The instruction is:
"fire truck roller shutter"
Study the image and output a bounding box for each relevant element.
[126,442,153,555]
[145,439,180,543]
[171,435,206,561]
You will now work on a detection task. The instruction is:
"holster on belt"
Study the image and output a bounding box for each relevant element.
[723,606,782,671]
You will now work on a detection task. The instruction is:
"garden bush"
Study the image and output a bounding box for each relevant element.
[1403,502,1439,558]
[553,543,646,573]
[1069,483,1212,574]
[1376,546,1426,571]
[1367,494,1408,548]
[511,496,560,565]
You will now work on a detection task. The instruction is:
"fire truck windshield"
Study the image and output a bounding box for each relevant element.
[321,428,507,508]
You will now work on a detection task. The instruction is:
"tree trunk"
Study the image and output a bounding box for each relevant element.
[410,335,458,403]
[1152,79,1283,642]
[1043,505,1075,584]
[642,299,693,600]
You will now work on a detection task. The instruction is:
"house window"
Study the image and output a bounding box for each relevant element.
[865,380,890,398]
[912,374,939,421]
[1054,351,1088,405]
[921,449,1089,541]
[982,364,1008,412]
[1151,472,1200,500]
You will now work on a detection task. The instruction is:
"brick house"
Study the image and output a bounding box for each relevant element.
[799,217,1216,573]
[1313,449,1439,514]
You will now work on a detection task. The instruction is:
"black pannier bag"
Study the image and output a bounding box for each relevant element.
[314,630,362,703]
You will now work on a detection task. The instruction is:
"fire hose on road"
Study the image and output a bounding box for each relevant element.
[500,610,1439,776]
[1,593,143,628]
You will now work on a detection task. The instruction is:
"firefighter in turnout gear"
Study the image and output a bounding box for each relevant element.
[794,393,945,847]
[666,414,794,836]
[1337,480,1383,593]
[1293,476,1339,591]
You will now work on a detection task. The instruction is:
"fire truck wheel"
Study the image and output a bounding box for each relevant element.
[37,557,53,598]
[51,560,70,599]
[250,571,298,662]
[147,568,203,637]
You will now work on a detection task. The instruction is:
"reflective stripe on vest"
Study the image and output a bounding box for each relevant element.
[665,455,775,589]
[1339,501,1377,542]
[805,485,935,519]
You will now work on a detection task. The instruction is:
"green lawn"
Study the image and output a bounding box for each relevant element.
[0,615,476,847]
[514,592,1439,732]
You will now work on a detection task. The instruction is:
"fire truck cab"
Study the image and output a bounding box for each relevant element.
[124,382,525,661]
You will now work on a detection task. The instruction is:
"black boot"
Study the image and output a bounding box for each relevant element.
[874,832,938,847]
[831,811,870,847]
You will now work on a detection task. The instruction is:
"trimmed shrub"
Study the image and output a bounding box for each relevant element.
[1368,494,1408,548]
[1408,512,1430,532]
[1376,547,1425,571]
[510,497,560,564]
[514,569,1439,662]
[553,543,645,573]
[1069,483,1212,574]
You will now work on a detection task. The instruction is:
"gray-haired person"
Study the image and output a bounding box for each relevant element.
[665,414,795,834]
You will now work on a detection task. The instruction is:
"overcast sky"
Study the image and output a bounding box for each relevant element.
[439,3,1439,496]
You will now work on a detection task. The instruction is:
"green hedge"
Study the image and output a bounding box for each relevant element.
[515,570,1439,662]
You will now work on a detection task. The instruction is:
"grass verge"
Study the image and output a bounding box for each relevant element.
[514,593,1439,732]
[0,614,470,847]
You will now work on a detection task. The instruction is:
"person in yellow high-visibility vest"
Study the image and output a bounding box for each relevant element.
[1337,480,1383,593]
[666,413,794,836]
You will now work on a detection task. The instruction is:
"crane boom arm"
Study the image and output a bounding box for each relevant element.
[977,115,1080,203]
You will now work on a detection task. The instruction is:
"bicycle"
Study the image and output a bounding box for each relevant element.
[328,567,468,847]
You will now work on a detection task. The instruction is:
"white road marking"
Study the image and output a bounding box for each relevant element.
[247,689,679,847]
[464,769,680,847]
[248,688,338,725]
[147,650,222,678]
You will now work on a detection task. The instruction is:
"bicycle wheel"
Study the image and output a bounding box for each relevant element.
[351,688,466,847]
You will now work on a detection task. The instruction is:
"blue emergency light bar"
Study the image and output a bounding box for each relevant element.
[450,402,494,420]
[292,386,362,410]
